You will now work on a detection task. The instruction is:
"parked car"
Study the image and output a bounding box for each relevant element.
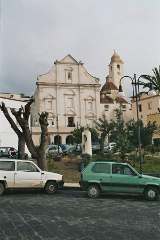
[92,143,100,153]
[0,147,17,158]
[109,142,116,150]
[104,142,116,152]
[80,161,160,200]
[0,159,64,195]
[66,144,81,155]
[0,147,28,159]
[46,145,63,156]
[60,144,72,154]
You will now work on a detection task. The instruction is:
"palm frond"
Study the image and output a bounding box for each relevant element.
[140,66,160,92]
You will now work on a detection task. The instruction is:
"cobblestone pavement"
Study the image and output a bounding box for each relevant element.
[0,190,160,240]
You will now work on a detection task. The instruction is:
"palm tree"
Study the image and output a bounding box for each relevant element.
[95,115,114,154]
[140,66,160,92]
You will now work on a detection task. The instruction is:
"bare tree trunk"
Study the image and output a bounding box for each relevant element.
[1,100,49,170]
[11,103,49,170]
[37,150,47,170]
[20,124,38,159]
[18,135,26,159]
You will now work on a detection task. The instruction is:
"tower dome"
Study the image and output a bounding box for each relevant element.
[110,50,124,64]
[108,51,124,89]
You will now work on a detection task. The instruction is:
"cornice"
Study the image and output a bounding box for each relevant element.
[36,82,101,88]
[131,94,160,103]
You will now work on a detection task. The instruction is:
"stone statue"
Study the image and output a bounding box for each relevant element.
[82,127,92,156]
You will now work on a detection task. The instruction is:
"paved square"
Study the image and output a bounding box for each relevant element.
[0,190,160,240]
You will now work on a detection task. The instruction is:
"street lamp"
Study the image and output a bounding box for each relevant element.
[56,115,60,154]
[119,74,145,174]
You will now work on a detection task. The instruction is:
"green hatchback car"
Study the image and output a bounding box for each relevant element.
[80,161,160,200]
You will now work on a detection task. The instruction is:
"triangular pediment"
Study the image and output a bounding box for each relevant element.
[66,109,76,116]
[58,54,79,64]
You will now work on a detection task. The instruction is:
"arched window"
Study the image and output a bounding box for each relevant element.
[54,135,62,145]
[66,135,74,145]
[117,64,120,70]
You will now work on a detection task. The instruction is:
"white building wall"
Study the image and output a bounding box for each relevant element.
[31,55,101,145]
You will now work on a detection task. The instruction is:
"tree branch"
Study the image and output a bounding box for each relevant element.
[24,98,34,121]
[39,112,49,150]
[0,102,22,136]
[11,106,38,158]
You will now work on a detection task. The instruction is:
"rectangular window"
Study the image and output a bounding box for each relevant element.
[17,162,39,172]
[66,71,72,83]
[104,105,109,111]
[92,163,110,174]
[112,164,136,176]
[112,164,123,174]
[138,104,142,112]
[68,72,72,80]
[67,117,75,127]
[0,161,15,171]
[148,102,152,110]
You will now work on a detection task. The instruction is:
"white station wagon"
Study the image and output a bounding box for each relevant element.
[0,159,64,195]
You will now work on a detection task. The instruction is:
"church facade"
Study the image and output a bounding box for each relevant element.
[31,52,131,145]
[31,55,101,145]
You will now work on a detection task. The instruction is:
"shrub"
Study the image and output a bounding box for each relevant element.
[47,158,55,171]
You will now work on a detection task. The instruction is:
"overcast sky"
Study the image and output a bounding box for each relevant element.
[1,0,160,96]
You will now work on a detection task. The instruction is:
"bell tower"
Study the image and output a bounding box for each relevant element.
[108,50,124,89]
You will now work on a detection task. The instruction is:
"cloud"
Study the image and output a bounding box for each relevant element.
[1,0,160,95]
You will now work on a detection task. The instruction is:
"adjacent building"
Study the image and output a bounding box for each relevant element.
[131,93,160,124]
[131,93,160,143]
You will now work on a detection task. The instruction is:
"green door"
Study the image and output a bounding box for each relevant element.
[90,162,112,191]
[110,164,144,193]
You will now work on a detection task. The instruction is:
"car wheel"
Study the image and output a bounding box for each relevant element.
[0,183,5,196]
[45,181,57,194]
[144,186,159,201]
[87,184,100,198]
